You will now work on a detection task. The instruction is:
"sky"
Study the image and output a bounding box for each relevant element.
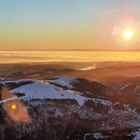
[1,0,140,51]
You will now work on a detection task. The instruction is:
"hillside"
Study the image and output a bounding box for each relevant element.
[0,76,140,139]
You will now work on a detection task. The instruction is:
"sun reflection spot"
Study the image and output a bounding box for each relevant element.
[11,104,17,110]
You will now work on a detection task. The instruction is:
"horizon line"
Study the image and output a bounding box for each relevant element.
[0,49,140,52]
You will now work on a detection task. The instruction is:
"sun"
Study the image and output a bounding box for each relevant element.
[123,30,134,40]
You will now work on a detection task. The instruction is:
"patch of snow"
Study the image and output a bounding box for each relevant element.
[92,98,112,106]
[84,132,108,140]
[49,76,77,88]
[93,133,106,139]
[54,109,63,118]
[132,130,140,140]
[0,79,32,84]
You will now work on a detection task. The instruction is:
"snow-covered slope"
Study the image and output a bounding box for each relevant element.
[0,77,110,106]
[12,79,87,105]
[0,76,140,140]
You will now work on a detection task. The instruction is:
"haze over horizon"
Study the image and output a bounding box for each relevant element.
[1,0,140,51]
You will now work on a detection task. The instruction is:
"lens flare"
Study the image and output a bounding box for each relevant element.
[11,104,17,110]
[1,88,31,124]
